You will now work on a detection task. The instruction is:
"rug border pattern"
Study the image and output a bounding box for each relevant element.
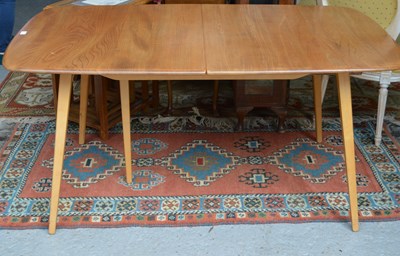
[1,120,400,228]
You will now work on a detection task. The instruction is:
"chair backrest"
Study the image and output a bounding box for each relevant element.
[308,0,400,40]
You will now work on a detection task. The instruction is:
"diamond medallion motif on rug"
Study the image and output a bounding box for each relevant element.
[118,170,166,191]
[270,138,345,183]
[132,138,168,155]
[42,141,124,188]
[166,140,239,186]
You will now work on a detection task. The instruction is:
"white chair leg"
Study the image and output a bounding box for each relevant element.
[375,71,392,146]
[321,74,330,103]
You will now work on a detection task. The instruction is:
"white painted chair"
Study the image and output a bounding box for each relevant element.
[305,0,400,146]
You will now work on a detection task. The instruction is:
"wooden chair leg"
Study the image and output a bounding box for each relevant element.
[141,81,149,113]
[78,75,90,144]
[213,80,219,116]
[128,80,136,103]
[375,76,390,146]
[94,76,109,140]
[151,81,160,108]
[313,74,323,143]
[167,80,173,115]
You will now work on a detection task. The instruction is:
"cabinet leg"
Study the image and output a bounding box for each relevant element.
[151,81,159,108]
[94,76,109,141]
[236,106,253,131]
[271,106,287,133]
[78,75,89,144]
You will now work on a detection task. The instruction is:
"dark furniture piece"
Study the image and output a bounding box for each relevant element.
[52,75,157,141]
[234,0,294,131]
[234,80,289,131]
[164,0,225,116]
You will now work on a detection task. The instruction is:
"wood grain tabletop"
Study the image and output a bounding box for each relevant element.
[4,5,206,75]
[4,4,400,77]
[202,5,400,75]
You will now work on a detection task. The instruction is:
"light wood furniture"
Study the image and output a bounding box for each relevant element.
[44,0,155,144]
[4,4,400,234]
[315,0,400,146]
[47,0,156,143]
[233,0,295,131]
[163,0,224,116]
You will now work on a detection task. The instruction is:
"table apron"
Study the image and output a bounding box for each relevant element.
[101,73,309,81]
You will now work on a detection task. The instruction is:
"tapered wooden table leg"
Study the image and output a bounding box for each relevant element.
[79,75,89,144]
[313,75,323,143]
[49,74,73,235]
[120,80,133,184]
[336,72,359,232]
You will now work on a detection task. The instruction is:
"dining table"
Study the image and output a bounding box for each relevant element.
[4,4,400,234]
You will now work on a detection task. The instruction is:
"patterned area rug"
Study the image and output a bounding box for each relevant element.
[0,118,400,229]
[1,72,400,229]
[0,72,54,116]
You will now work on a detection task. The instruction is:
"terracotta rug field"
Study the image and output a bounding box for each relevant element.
[0,119,399,229]
[1,71,400,229]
